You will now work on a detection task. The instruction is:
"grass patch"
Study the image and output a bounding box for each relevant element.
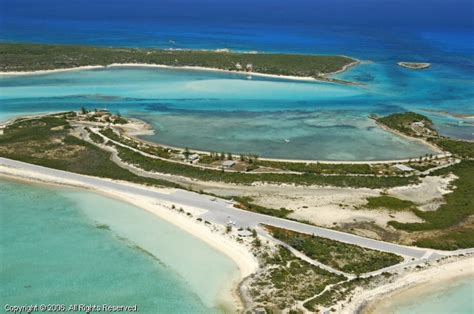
[258,160,376,175]
[87,129,104,144]
[414,226,474,250]
[389,160,473,231]
[233,196,293,218]
[266,225,403,274]
[249,246,345,310]
[388,160,474,249]
[364,195,416,211]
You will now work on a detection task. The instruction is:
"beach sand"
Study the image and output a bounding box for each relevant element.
[0,61,359,85]
[343,255,474,314]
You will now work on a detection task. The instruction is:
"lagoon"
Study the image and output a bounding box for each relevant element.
[0,65,452,161]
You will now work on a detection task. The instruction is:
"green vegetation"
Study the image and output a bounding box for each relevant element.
[373,112,474,250]
[258,160,377,175]
[249,246,345,310]
[363,195,416,211]
[233,196,293,218]
[389,160,474,249]
[431,138,474,158]
[389,160,473,231]
[376,112,436,137]
[0,43,355,79]
[112,143,419,188]
[415,227,474,251]
[0,116,179,189]
[303,274,390,311]
[86,129,105,144]
[99,128,171,158]
[266,225,403,274]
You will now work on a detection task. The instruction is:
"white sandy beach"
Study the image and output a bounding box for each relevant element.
[0,61,358,85]
[0,65,104,76]
[343,255,474,314]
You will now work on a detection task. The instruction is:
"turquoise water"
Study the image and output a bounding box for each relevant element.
[0,65,460,161]
[377,277,474,314]
[0,178,239,312]
[1,2,473,160]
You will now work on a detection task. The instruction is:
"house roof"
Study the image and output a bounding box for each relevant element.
[393,164,415,172]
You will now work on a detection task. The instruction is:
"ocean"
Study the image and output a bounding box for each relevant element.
[0,0,473,160]
[0,178,239,312]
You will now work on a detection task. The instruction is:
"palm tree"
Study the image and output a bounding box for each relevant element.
[184,147,191,160]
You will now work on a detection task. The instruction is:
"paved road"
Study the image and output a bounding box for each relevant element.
[0,157,447,259]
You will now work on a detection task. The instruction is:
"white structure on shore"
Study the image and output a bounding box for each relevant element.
[188,154,200,164]
[222,160,236,168]
[393,164,415,172]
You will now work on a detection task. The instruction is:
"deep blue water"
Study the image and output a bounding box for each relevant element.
[1,0,473,59]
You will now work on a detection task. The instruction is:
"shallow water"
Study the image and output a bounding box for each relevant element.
[0,0,473,160]
[0,66,451,160]
[0,178,238,312]
[373,277,474,314]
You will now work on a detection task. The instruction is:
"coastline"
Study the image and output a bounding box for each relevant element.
[397,62,431,70]
[343,255,474,314]
[0,65,104,76]
[373,119,444,155]
[0,61,361,85]
[1,111,448,164]
[128,118,448,165]
[0,167,258,312]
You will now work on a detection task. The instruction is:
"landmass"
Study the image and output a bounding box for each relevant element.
[0,43,360,85]
[0,109,473,312]
[397,62,431,69]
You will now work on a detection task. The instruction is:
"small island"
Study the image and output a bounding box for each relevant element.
[398,62,431,69]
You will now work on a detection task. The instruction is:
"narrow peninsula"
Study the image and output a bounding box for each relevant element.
[0,43,359,84]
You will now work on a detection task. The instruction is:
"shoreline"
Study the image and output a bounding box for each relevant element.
[0,168,258,312]
[344,255,474,314]
[373,120,444,154]
[0,62,361,85]
[397,62,431,70]
[128,119,448,165]
[1,111,449,164]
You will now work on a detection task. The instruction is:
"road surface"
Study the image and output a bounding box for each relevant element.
[0,157,453,260]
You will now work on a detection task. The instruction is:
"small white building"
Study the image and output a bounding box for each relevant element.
[188,154,200,164]
[235,62,242,70]
[245,63,253,71]
[412,121,425,127]
[222,160,236,168]
[393,164,415,172]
